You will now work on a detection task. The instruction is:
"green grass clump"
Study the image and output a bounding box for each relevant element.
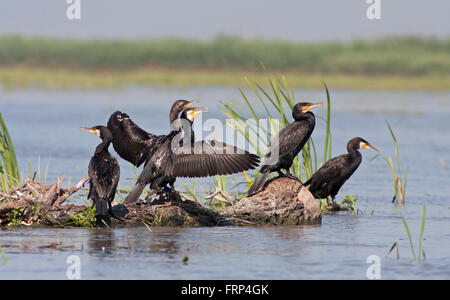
[0,113,20,192]
[69,206,97,227]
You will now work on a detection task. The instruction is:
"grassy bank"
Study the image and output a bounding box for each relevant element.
[1,66,449,91]
[0,35,449,90]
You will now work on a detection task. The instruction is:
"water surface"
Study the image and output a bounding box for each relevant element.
[0,85,449,279]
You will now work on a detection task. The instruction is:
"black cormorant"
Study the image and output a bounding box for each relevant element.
[124,100,260,203]
[81,126,120,226]
[304,137,378,207]
[247,102,323,196]
[107,111,157,167]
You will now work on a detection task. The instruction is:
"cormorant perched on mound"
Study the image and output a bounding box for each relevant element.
[124,100,260,204]
[304,137,378,207]
[107,111,157,167]
[247,102,323,196]
[106,101,202,168]
[81,126,120,227]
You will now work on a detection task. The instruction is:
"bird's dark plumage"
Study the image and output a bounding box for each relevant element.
[107,111,158,167]
[248,102,322,195]
[124,101,260,203]
[304,137,378,204]
[82,126,120,226]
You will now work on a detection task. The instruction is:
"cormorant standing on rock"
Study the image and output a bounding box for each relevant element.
[247,102,322,196]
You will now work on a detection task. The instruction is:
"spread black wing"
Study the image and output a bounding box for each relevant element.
[107,111,158,167]
[173,140,260,178]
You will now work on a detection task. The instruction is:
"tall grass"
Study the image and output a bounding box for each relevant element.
[380,121,409,205]
[0,35,449,76]
[389,204,427,262]
[220,75,332,191]
[0,113,20,192]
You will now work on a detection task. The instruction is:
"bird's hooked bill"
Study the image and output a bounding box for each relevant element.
[80,127,100,136]
[362,143,379,152]
[301,102,323,113]
[306,102,324,111]
[184,100,200,108]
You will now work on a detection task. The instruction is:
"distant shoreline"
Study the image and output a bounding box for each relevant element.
[0,66,448,91]
[0,35,449,91]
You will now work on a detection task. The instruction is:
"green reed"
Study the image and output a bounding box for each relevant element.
[389,204,426,262]
[380,120,409,204]
[0,113,20,192]
[220,75,332,189]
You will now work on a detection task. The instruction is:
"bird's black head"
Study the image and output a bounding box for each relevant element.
[107,111,130,128]
[348,137,379,152]
[169,100,200,123]
[80,125,113,142]
[292,102,323,120]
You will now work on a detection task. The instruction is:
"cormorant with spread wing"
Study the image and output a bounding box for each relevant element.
[247,102,323,196]
[81,126,120,226]
[304,137,378,207]
[123,100,260,203]
[107,111,157,167]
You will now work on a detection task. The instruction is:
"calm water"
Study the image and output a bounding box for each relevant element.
[0,85,449,279]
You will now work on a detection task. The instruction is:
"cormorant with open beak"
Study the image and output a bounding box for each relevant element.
[304,137,378,207]
[124,100,260,203]
[247,102,323,195]
[81,126,120,226]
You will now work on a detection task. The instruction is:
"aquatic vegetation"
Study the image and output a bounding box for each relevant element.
[69,205,97,227]
[341,194,359,214]
[388,205,427,262]
[0,245,7,264]
[220,75,332,203]
[380,121,409,205]
[8,207,25,226]
[0,113,20,192]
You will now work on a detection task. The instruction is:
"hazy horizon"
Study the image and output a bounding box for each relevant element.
[0,0,449,42]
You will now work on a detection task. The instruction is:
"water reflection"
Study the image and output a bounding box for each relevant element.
[87,228,116,255]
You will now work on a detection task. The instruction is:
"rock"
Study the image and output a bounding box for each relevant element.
[220,176,322,225]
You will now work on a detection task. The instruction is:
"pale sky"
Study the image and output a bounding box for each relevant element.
[0,0,449,41]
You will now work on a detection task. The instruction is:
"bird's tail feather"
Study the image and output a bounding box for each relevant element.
[94,198,111,227]
[124,182,146,204]
[247,172,268,196]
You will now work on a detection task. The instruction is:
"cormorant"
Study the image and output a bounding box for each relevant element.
[304,137,378,207]
[247,102,323,196]
[106,100,201,168]
[107,111,157,167]
[81,126,120,226]
[124,100,260,203]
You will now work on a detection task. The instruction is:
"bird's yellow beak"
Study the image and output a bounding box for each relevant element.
[80,127,100,137]
[187,107,207,121]
[362,143,379,152]
[303,102,323,112]
[184,100,200,108]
